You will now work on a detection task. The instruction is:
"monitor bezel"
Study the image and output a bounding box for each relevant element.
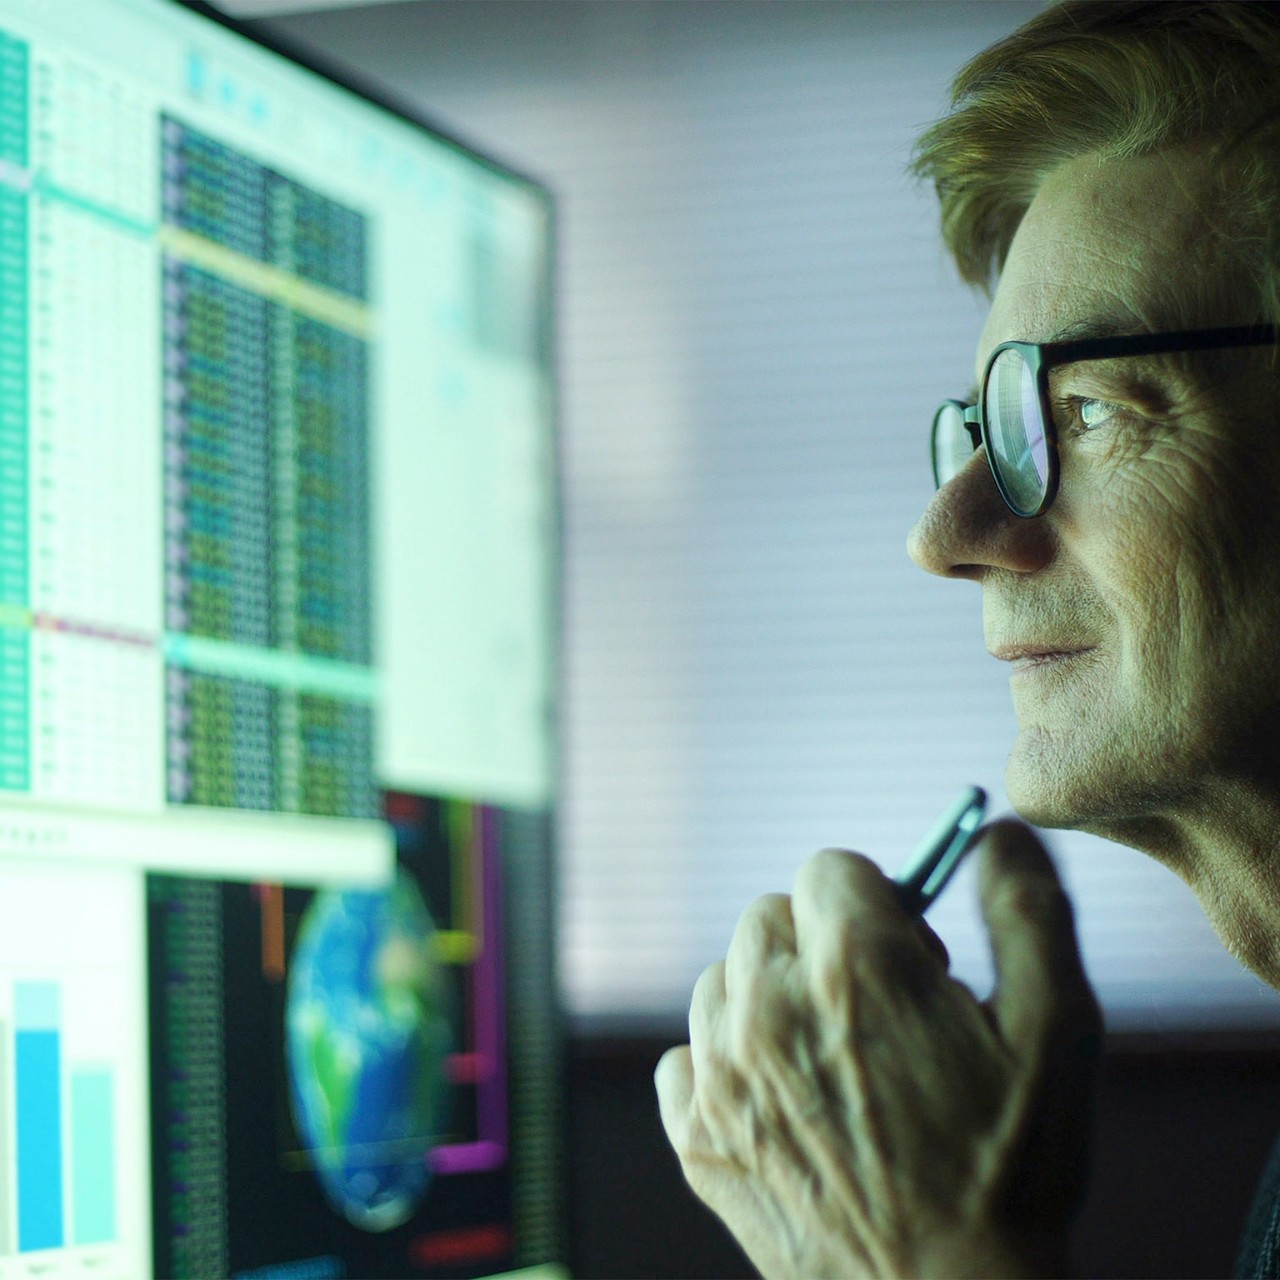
[176,0,555,200]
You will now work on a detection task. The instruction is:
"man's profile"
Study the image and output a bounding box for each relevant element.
[655,3,1280,1276]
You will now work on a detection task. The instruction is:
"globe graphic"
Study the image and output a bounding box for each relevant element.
[285,867,452,1231]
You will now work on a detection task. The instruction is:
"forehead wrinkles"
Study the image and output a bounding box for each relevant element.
[979,150,1249,374]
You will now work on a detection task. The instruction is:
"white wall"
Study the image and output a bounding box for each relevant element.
[256,0,1280,1031]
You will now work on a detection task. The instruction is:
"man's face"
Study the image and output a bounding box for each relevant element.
[908,149,1280,849]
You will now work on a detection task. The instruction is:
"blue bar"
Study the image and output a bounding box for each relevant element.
[71,1069,115,1244]
[15,982,63,1251]
[0,1017,8,1255]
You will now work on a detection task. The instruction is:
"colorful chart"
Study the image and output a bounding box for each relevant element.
[0,862,150,1279]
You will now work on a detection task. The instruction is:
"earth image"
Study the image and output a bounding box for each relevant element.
[285,867,452,1231]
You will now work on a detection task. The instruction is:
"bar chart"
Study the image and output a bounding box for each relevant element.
[11,981,116,1251]
[0,862,149,1279]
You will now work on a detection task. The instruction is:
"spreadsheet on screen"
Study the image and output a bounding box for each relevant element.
[0,2,564,1276]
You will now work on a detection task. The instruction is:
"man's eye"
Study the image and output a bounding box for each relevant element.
[1078,398,1118,429]
[1056,395,1123,434]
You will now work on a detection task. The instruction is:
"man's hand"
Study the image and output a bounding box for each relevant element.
[654,821,1102,1280]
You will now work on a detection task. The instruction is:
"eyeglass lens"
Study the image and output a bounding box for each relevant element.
[986,347,1048,514]
[931,349,1052,515]
[931,402,972,488]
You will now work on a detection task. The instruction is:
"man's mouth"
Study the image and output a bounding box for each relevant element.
[988,643,1097,674]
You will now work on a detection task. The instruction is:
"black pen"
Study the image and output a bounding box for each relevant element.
[893,785,987,915]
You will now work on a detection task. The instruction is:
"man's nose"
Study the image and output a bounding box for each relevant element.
[907,451,1055,581]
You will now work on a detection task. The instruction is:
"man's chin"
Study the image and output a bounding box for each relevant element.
[1003,736,1099,832]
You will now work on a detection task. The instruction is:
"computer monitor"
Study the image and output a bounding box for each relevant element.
[0,0,563,1275]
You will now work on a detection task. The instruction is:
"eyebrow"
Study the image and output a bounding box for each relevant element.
[964,313,1192,404]
[1041,315,1143,345]
[966,315,1143,399]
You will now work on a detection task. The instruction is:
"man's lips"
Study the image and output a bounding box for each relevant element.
[988,643,1097,670]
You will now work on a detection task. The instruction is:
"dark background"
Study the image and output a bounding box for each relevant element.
[566,1031,1280,1279]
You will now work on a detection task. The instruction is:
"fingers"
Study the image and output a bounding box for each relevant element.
[979,820,1102,1054]
[717,851,944,1013]
[916,916,950,969]
[665,845,955,1165]
[724,892,794,996]
[792,848,897,950]
[654,1043,695,1149]
[791,848,936,1006]
[663,962,733,1159]
[978,821,1102,1224]
[689,960,727,1075]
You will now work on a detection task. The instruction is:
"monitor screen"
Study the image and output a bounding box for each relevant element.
[0,0,562,1276]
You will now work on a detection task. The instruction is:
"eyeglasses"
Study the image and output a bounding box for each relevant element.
[931,324,1280,517]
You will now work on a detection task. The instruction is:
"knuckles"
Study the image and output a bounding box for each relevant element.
[733,892,794,952]
[794,846,883,904]
[689,960,726,1033]
[809,923,937,1017]
[791,848,945,1017]
[723,894,794,1020]
[690,850,951,1101]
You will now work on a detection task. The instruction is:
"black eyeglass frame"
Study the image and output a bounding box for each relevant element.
[932,323,1280,517]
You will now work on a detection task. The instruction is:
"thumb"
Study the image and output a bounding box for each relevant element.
[979,821,1103,1227]
[979,820,1100,1054]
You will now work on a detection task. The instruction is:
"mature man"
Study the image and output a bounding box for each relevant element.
[655,2,1280,1276]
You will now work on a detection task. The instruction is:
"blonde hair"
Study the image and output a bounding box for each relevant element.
[912,1,1280,312]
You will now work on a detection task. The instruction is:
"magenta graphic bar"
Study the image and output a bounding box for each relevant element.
[475,804,508,1150]
[428,1139,506,1175]
[425,803,509,1178]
